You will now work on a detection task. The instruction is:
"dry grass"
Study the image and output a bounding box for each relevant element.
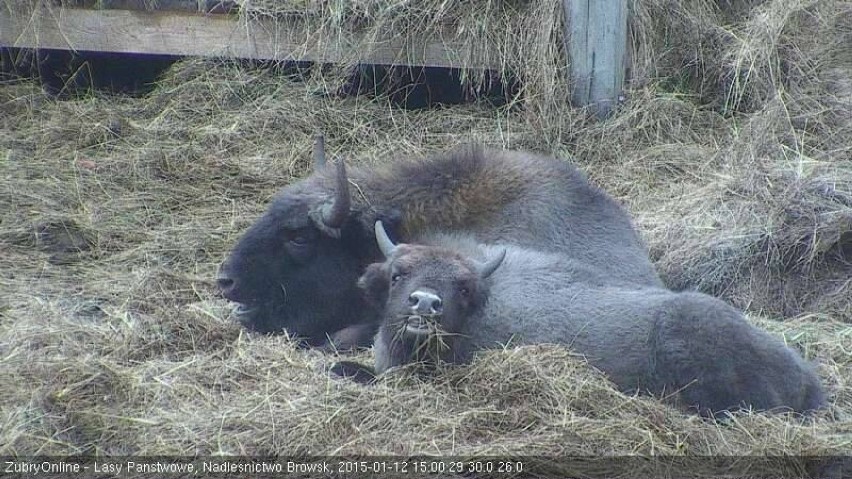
[1,0,851,474]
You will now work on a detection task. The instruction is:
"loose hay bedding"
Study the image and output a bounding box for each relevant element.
[1,0,851,476]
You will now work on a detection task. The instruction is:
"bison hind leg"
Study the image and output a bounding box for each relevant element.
[651,292,826,417]
[329,361,378,385]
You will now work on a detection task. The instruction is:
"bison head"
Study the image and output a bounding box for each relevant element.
[359,221,505,341]
[216,140,379,344]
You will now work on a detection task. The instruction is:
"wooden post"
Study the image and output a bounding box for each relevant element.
[563,0,628,119]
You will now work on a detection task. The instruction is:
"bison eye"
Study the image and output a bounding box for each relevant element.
[458,286,470,297]
[289,235,309,246]
[283,228,317,263]
[286,228,315,247]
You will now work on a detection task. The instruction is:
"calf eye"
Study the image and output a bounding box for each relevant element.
[459,286,470,297]
[391,273,403,284]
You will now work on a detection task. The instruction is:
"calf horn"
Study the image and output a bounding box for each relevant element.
[320,159,351,229]
[476,249,506,279]
[375,220,397,258]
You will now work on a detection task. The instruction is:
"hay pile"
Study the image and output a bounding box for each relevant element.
[1,0,851,473]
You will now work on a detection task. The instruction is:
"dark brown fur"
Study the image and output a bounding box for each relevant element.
[319,147,531,236]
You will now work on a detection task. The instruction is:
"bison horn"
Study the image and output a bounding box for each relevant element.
[374,220,397,258]
[320,159,351,229]
[313,134,326,170]
[476,248,506,279]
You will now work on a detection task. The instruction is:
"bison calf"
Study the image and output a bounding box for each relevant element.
[337,222,826,417]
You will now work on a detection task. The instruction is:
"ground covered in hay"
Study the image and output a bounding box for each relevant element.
[1,0,851,476]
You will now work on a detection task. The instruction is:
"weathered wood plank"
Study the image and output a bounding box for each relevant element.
[63,0,239,14]
[563,0,628,119]
[0,7,488,69]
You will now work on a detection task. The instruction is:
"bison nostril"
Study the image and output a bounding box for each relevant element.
[409,290,443,315]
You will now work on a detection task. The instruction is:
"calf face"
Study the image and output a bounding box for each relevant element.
[361,244,486,336]
[358,222,505,371]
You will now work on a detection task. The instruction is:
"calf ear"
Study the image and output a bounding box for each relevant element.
[358,263,390,307]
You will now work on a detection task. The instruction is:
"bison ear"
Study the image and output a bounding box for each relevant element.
[358,262,390,307]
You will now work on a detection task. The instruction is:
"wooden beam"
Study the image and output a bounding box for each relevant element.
[563,0,628,119]
[63,0,239,14]
[0,7,489,69]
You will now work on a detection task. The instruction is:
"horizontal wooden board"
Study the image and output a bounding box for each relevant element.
[0,7,492,69]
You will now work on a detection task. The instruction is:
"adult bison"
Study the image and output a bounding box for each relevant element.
[338,222,825,416]
[217,140,660,345]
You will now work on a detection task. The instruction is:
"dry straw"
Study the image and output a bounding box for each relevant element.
[1,0,850,471]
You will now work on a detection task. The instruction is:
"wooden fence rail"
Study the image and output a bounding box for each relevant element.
[2,2,628,117]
